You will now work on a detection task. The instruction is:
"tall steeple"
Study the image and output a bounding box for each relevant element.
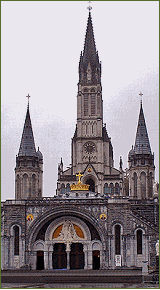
[79,11,101,85]
[57,10,122,197]
[15,98,43,200]
[18,103,36,157]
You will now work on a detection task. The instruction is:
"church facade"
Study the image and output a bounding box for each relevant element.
[1,11,159,271]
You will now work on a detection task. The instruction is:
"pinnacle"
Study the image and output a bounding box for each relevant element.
[18,104,36,157]
[82,11,97,65]
[134,103,151,155]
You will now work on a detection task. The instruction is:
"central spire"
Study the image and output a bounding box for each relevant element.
[78,11,101,85]
[83,12,97,65]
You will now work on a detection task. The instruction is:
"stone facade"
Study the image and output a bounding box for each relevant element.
[1,196,159,270]
[1,11,159,271]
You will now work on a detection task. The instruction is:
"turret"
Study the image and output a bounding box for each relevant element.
[128,97,155,199]
[15,98,43,199]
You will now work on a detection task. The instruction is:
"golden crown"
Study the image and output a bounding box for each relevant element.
[70,171,90,191]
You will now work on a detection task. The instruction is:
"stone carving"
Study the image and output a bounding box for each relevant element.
[54,220,84,242]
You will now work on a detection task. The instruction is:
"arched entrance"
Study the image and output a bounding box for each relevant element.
[70,243,84,269]
[52,243,67,269]
[36,251,44,270]
[31,214,104,270]
[93,250,100,270]
[86,178,95,192]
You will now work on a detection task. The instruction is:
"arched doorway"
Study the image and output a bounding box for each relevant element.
[52,243,67,269]
[70,243,84,269]
[93,250,100,270]
[36,251,44,270]
[86,178,95,192]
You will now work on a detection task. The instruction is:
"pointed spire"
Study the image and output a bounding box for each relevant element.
[79,11,101,84]
[83,12,97,65]
[134,101,151,155]
[18,102,36,156]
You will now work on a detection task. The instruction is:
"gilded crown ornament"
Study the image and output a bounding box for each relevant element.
[70,171,90,191]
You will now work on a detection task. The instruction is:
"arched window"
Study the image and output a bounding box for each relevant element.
[84,94,89,116]
[66,183,70,193]
[91,94,96,116]
[92,123,94,134]
[61,183,65,194]
[148,172,153,198]
[115,225,121,255]
[86,179,95,192]
[13,226,19,255]
[110,183,114,195]
[16,175,20,199]
[104,183,109,194]
[32,174,36,195]
[140,172,146,199]
[97,97,101,115]
[23,174,28,197]
[137,230,142,255]
[133,172,137,197]
[115,183,120,194]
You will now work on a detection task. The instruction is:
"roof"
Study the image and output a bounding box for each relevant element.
[79,12,101,84]
[18,104,36,157]
[83,12,98,66]
[134,102,151,155]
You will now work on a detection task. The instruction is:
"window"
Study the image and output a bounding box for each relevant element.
[115,183,120,194]
[14,226,19,255]
[66,183,70,193]
[137,230,142,254]
[115,225,121,255]
[148,172,153,198]
[91,94,95,115]
[133,172,137,197]
[110,183,114,194]
[23,174,28,196]
[97,96,100,114]
[32,174,36,195]
[84,94,89,116]
[16,175,20,199]
[104,183,109,194]
[140,172,146,198]
[61,184,65,194]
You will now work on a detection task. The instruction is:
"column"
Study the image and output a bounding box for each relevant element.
[84,250,88,269]
[49,251,53,269]
[10,236,14,268]
[66,242,71,270]
[87,250,92,269]
[66,251,70,269]
[44,248,48,270]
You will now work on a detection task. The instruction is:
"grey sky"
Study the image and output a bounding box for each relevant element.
[1,1,159,201]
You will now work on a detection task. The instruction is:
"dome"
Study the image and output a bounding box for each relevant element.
[36,147,43,159]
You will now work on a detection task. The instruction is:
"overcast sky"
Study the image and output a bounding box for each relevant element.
[1,1,159,201]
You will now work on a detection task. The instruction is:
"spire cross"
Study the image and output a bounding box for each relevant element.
[139,92,143,106]
[87,1,92,11]
[26,94,31,105]
[76,171,83,184]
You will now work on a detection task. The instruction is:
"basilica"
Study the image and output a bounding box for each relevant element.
[1,11,159,271]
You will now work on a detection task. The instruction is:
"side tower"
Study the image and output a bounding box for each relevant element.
[15,100,43,199]
[128,99,155,199]
[57,12,123,196]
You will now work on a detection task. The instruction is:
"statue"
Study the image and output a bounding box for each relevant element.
[156,240,159,256]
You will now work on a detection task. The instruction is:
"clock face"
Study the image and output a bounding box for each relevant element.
[84,142,96,154]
